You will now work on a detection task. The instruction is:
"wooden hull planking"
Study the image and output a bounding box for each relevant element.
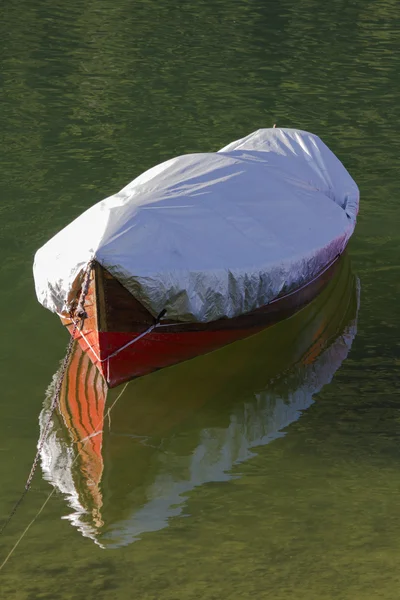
[61,255,341,387]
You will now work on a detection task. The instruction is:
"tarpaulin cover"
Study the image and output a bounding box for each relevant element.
[33,128,359,322]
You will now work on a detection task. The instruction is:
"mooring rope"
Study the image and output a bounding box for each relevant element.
[0,381,129,572]
[76,321,159,364]
[0,489,56,572]
[0,260,94,540]
[73,308,167,365]
[73,307,166,385]
[0,258,163,570]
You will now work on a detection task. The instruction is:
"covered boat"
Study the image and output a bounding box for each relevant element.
[33,128,359,387]
[39,257,359,547]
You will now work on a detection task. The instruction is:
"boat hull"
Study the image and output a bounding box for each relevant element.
[62,255,341,387]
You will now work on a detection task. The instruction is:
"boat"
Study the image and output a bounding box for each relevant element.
[39,256,359,547]
[33,128,359,387]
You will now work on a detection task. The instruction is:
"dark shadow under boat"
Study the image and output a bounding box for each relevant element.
[40,254,360,548]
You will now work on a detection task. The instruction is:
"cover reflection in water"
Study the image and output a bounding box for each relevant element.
[40,255,359,549]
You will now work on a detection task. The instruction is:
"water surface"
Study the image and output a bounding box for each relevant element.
[1,0,400,598]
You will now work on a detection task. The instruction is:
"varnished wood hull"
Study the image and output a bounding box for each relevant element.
[61,255,342,387]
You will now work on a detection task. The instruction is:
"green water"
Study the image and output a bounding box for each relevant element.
[1,0,400,597]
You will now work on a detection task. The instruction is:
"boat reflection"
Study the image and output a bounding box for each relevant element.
[40,255,359,548]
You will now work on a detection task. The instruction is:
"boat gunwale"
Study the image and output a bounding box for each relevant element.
[60,252,341,334]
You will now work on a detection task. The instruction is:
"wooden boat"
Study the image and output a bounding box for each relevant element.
[34,128,359,387]
[60,254,341,388]
[40,255,359,547]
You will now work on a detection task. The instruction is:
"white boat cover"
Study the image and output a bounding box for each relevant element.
[33,128,359,322]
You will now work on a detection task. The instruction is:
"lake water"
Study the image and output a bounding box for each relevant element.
[1,0,400,598]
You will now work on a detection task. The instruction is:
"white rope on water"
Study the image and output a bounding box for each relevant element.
[0,382,129,572]
[0,490,56,572]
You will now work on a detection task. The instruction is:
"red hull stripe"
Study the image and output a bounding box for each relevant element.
[73,327,261,388]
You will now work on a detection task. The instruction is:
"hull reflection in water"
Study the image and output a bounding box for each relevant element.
[40,255,359,548]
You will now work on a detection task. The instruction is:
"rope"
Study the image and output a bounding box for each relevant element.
[0,257,164,561]
[0,260,94,538]
[73,308,166,385]
[73,308,167,365]
[0,381,129,572]
[77,321,159,364]
[0,490,56,571]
